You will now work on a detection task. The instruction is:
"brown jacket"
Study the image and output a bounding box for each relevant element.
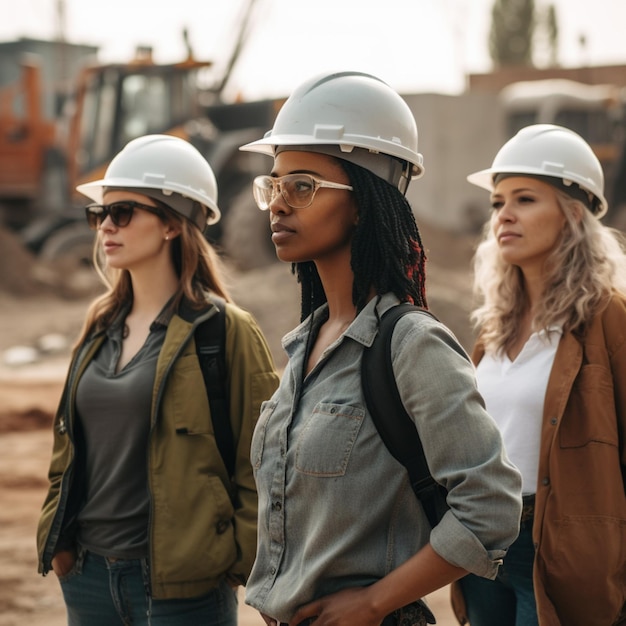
[453,295,626,626]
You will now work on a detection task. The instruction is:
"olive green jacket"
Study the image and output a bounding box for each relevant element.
[37,299,279,600]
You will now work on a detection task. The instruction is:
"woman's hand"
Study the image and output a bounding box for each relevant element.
[290,586,384,626]
[51,549,77,577]
[289,545,467,625]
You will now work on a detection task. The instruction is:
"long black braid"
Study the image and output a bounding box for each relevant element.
[293,159,428,322]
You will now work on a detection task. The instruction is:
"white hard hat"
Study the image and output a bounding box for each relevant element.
[467,124,607,218]
[77,134,221,227]
[240,71,424,194]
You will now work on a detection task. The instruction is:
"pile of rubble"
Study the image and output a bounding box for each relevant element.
[0,227,99,298]
[0,228,45,296]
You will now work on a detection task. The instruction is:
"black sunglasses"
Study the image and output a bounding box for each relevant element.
[85,200,165,230]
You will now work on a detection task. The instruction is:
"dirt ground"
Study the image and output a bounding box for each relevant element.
[0,222,475,626]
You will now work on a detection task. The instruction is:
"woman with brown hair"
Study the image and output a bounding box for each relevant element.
[36,134,279,625]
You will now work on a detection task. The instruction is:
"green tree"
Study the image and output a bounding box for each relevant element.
[489,0,536,67]
[545,4,559,66]
[532,4,560,67]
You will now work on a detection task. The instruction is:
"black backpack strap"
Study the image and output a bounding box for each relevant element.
[362,302,448,528]
[195,296,235,479]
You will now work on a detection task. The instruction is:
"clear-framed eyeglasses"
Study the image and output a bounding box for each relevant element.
[252,174,353,210]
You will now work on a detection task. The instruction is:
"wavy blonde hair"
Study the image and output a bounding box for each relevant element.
[75,206,231,347]
[472,190,626,355]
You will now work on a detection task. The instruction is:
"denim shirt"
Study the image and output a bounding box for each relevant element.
[247,294,522,623]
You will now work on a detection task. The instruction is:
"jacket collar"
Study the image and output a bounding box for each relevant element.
[163,293,222,327]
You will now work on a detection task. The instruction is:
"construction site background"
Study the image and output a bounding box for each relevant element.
[3,26,626,626]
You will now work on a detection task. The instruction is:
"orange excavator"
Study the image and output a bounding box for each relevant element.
[0,50,214,264]
[0,0,282,270]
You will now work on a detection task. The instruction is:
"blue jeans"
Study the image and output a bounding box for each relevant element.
[458,522,538,626]
[58,551,238,625]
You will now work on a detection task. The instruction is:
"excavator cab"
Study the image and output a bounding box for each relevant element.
[3,3,281,273]
[70,51,212,189]
[18,51,213,263]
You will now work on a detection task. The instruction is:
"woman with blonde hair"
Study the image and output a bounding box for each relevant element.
[36,134,279,625]
[456,124,626,626]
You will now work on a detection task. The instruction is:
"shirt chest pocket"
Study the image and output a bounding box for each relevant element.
[295,403,365,476]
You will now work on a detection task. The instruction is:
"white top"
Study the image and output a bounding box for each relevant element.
[476,328,561,495]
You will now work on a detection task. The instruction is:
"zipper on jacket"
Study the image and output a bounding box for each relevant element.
[145,303,219,593]
[40,336,101,573]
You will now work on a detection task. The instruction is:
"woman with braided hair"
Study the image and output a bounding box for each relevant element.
[239,71,522,626]
[293,158,428,320]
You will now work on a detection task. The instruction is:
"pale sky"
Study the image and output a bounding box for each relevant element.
[2,0,625,100]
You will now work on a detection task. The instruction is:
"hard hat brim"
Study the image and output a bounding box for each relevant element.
[76,177,221,225]
[467,167,608,218]
[240,134,424,179]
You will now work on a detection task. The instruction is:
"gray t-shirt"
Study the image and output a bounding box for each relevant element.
[75,316,166,559]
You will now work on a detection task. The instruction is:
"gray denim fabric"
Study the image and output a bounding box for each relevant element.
[246,293,522,624]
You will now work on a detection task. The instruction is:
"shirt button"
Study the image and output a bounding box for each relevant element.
[550,417,557,425]
[272,501,282,511]
[542,477,550,486]
[270,567,276,575]
[216,520,230,534]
